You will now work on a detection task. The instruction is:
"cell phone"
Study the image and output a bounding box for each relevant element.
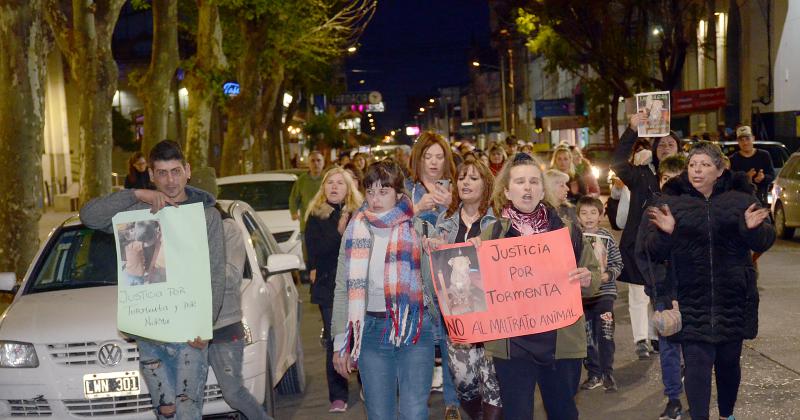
[436,179,450,190]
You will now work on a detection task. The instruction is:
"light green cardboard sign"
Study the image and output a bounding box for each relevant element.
[112,202,212,342]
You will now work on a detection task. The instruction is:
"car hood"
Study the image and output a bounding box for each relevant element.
[0,286,122,344]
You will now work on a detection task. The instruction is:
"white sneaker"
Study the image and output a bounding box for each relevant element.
[431,365,443,392]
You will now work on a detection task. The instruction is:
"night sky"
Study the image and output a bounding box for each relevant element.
[344,0,492,132]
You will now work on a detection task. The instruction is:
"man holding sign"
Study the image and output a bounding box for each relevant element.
[461,153,597,420]
[81,140,225,419]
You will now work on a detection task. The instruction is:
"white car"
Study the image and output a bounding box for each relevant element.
[0,200,305,418]
[217,173,306,271]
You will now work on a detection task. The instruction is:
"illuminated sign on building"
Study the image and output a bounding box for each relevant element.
[223,82,240,97]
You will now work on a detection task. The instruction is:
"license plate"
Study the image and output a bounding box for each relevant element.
[83,370,141,399]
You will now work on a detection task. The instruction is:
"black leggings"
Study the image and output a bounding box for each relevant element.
[682,340,743,419]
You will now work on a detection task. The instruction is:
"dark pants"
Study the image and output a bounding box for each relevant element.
[583,298,615,377]
[682,340,743,419]
[319,305,349,403]
[655,302,683,400]
[493,356,581,419]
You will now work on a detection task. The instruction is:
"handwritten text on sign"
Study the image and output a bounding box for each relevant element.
[112,203,213,342]
[429,228,582,344]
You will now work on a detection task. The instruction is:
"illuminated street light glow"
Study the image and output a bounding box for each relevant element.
[419,107,425,112]
[347,46,357,53]
[429,98,435,103]
[390,130,396,136]
[359,80,365,84]
[471,61,480,67]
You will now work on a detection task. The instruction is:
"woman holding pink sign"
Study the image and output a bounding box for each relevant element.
[475,152,596,420]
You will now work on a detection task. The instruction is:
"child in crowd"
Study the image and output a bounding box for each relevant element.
[636,154,687,420]
[577,196,623,392]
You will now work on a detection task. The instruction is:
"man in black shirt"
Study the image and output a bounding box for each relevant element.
[728,125,775,205]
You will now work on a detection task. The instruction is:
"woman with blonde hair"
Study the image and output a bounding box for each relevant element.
[543,168,578,224]
[304,167,363,413]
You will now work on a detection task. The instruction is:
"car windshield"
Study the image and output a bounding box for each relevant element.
[218,181,294,211]
[27,227,118,294]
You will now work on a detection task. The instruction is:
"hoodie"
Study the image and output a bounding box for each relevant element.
[80,186,226,328]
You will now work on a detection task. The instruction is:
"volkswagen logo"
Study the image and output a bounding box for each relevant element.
[98,343,123,367]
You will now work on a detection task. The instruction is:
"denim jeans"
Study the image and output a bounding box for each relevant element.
[583,297,615,377]
[137,339,208,419]
[682,340,743,420]
[493,356,582,419]
[655,302,683,401]
[358,312,434,419]
[208,339,269,420]
[434,314,459,406]
[319,305,349,403]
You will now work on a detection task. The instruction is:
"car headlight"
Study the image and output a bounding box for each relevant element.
[590,165,601,179]
[0,341,39,368]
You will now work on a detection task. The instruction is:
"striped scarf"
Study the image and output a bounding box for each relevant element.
[341,195,424,361]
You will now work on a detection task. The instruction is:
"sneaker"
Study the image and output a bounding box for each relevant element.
[444,405,462,420]
[431,365,443,392]
[650,339,660,353]
[328,400,347,413]
[602,373,618,392]
[659,399,682,420]
[580,376,603,390]
[635,340,651,360]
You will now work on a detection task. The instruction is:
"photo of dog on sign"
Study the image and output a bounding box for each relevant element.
[431,245,488,316]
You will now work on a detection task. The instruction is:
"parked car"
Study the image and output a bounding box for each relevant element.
[0,200,305,418]
[217,173,305,270]
[771,153,800,239]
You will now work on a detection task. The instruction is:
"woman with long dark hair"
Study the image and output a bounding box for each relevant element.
[125,151,152,189]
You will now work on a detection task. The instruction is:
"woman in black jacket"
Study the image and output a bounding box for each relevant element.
[304,167,363,412]
[639,142,775,420]
[611,112,680,358]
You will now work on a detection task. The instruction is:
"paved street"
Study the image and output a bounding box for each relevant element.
[28,210,800,419]
[277,237,800,420]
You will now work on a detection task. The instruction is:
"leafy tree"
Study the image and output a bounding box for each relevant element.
[130,0,181,154]
[215,0,376,176]
[44,0,127,203]
[112,108,138,151]
[516,0,705,141]
[0,0,49,280]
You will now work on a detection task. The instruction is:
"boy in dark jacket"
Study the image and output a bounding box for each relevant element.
[635,155,686,420]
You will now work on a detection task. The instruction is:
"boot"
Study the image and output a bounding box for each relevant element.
[482,402,503,420]
[459,398,483,420]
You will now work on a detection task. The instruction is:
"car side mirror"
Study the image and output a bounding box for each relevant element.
[262,254,301,278]
[0,272,18,294]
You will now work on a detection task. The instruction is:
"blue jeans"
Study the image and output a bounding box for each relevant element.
[208,339,269,420]
[358,313,435,419]
[137,339,208,419]
[434,315,459,406]
[655,302,683,401]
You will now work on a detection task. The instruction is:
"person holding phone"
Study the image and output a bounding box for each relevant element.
[404,131,459,418]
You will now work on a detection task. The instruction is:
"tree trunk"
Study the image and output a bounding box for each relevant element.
[0,0,48,280]
[250,65,284,172]
[138,0,178,153]
[45,0,125,204]
[185,0,226,169]
[220,19,265,176]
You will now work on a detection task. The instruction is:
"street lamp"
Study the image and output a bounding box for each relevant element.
[419,107,425,112]
[429,98,435,103]
[347,46,357,53]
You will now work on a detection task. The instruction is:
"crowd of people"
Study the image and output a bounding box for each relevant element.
[294,119,775,420]
[102,115,775,419]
